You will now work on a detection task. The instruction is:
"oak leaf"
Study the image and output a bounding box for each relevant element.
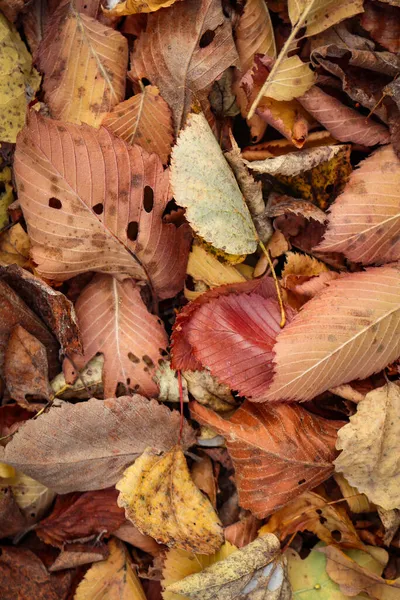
[116,446,223,553]
[335,383,400,510]
[166,535,292,600]
[102,85,174,164]
[171,112,258,256]
[0,396,195,493]
[15,112,191,299]
[74,538,146,600]
[316,145,400,265]
[130,0,238,131]
[191,401,342,517]
[263,265,400,401]
[63,274,168,398]
[37,2,128,127]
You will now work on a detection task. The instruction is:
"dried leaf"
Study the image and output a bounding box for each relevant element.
[183,370,236,413]
[245,145,345,177]
[1,396,195,493]
[191,401,342,517]
[186,243,247,290]
[242,130,338,161]
[105,0,182,16]
[0,470,55,524]
[191,452,216,508]
[130,0,238,131]
[116,446,223,553]
[166,535,292,600]
[37,3,128,127]
[0,13,40,142]
[36,488,125,547]
[0,166,13,230]
[51,355,104,400]
[268,198,327,224]
[49,543,108,572]
[335,383,400,510]
[102,85,174,164]
[0,487,26,537]
[0,223,30,267]
[263,265,400,401]
[298,86,389,146]
[63,274,168,398]
[171,112,258,255]
[316,145,400,265]
[378,507,400,546]
[361,0,400,53]
[224,514,262,548]
[114,521,163,556]
[0,0,30,22]
[74,538,146,600]
[15,112,191,298]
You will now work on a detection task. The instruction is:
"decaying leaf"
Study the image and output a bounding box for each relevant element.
[224,514,262,548]
[15,111,191,298]
[52,354,104,400]
[130,0,238,131]
[242,130,338,161]
[116,445,223,553]
[105,0,182,16]
[0,469,55,524]
[361,0,400,53]
[37,2,128,127]
[245,145,345,178]
[263,265,400,401]
[171,112,258,256]
[102,85,174,164]
[378,507,400,546]
[191,401,342,517]
[166,535,292,600]
[0,12,40,142]
[63,274,168,397]
[183,370,236,413]
[0,223,29,267]
[335,383,400,510]
[1,396,195,493]
[0,487,26,537]
[74,538,146,600]
[49,543,108,572]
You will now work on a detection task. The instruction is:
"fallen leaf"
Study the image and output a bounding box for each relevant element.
[378,507,400,546]
[0,12,40,142]
[191,452,216,508]
[102,85,174,164]
[316,145,400,265]
[15,111,191,298]
[49,543,108,572]
[1,396,195,493]
[113,521,163,555]
[0,166,13,229]
[171,112,258,256]
[130,0,238,131]
[166,534,292,600]
[268,197,327,224]
[116,445,223,553]
[183,370,236,413]
[242,130,338,161]
[0,469,55,525]
[155,360,189,404]
[334,473,372,515]
[0,487,26,537]
[224,514,262,548]
[191,401,342,517]
[263,265,400,401]
[37,2,128,127]
[63,274,168,397]
[74,538,146,600]
[0,0,30,22]
[361,0,400,53]
[0,223,30,267]
[280,251,339,307]
[321,545,400,599]
[186,243,247,291]
[298,86,389,146]
[260,491,363,549]
[36,488,125,547]
[0,404,32,439]
[335,383,400,510]
[51,354,104,400]
[105,0,182,16]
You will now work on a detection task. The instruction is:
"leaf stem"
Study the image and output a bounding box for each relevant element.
[259,240,286,328]
[177,370,184,445]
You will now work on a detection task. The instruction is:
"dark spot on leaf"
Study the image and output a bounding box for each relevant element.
[319,516,327,525]
[141,77,151,86]
[316,509,323,515]
[127,221,139,241]
[143,186,154,212]
[49,197,62,209]
[142,355,155,368]
[331,530,342,542]
[199,29,215,48]
[128,352,140,363]
[93,203,104,215]
[298,479,306,485]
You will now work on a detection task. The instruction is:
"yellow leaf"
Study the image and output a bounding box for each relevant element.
[74,538,146,600]
[0,462,15,477]
[0,166,13,229]
[282,252,329,278]
[162,543,237,600]
[0,13,40,142]
[0,223,30,267]
[187,244,247,290]
[117,446,223,554]
[165,535,292,600]
[1,469,55,523]
[104,0,182,16]
[288,0,364,37]
[261,55,316,103]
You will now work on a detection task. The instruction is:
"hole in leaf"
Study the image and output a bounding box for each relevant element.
[162,198,179,219]
[319,516,327,525]
[331,530,342,542]
[93,203,104,215]
[143,186,154,212]
[127,221,139,241]
[49,197,62,209]
[316,509,323,515]
[128,352,140,364]
[325,184,334,194]
[295,26,306,39]
[141,77,151,86]
[298,479,306,485]
[199,29,215,48]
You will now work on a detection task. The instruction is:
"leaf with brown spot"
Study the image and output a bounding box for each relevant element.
[1,470,55,525]
[4,325,53,411]
[191,401,342,517]
[116,446,223,553]
[104,0,183,16]
[0,396,195,493]
[15,112,191,299]
[37,2,128,127]
[63,274,168,398]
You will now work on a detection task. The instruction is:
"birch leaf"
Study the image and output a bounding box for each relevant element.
[171,112,258,256]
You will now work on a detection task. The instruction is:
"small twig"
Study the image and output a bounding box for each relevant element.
[177,370,184,445]
[259,240,286,328]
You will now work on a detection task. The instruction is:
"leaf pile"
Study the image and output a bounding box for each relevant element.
[1,0,400,598]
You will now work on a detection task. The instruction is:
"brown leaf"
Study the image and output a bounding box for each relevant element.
[0,404,32,439]
[102,85,174,164]
[0,264,82,358]
[4,325,53,411]
[316,145,400,265]
[242,130,338,161]
[15,112,191,299]
[0,0,29,22]
[298,86,389,146]
[63,274,168,397]
[0,279,59,378]
[36,488,125,547]
[0,223,30,268]
[224,514,262,548]
[267,195,327,224]
[130,0,238,132]
[0,546,72,600]
[361,0,400,53]
[191,401,342,517]
[113,522,163,556]
[1,396,195,493]
[37,2,128,127]
[49,542,108,572]
[0,487,27,538]
[191,452,217,508]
